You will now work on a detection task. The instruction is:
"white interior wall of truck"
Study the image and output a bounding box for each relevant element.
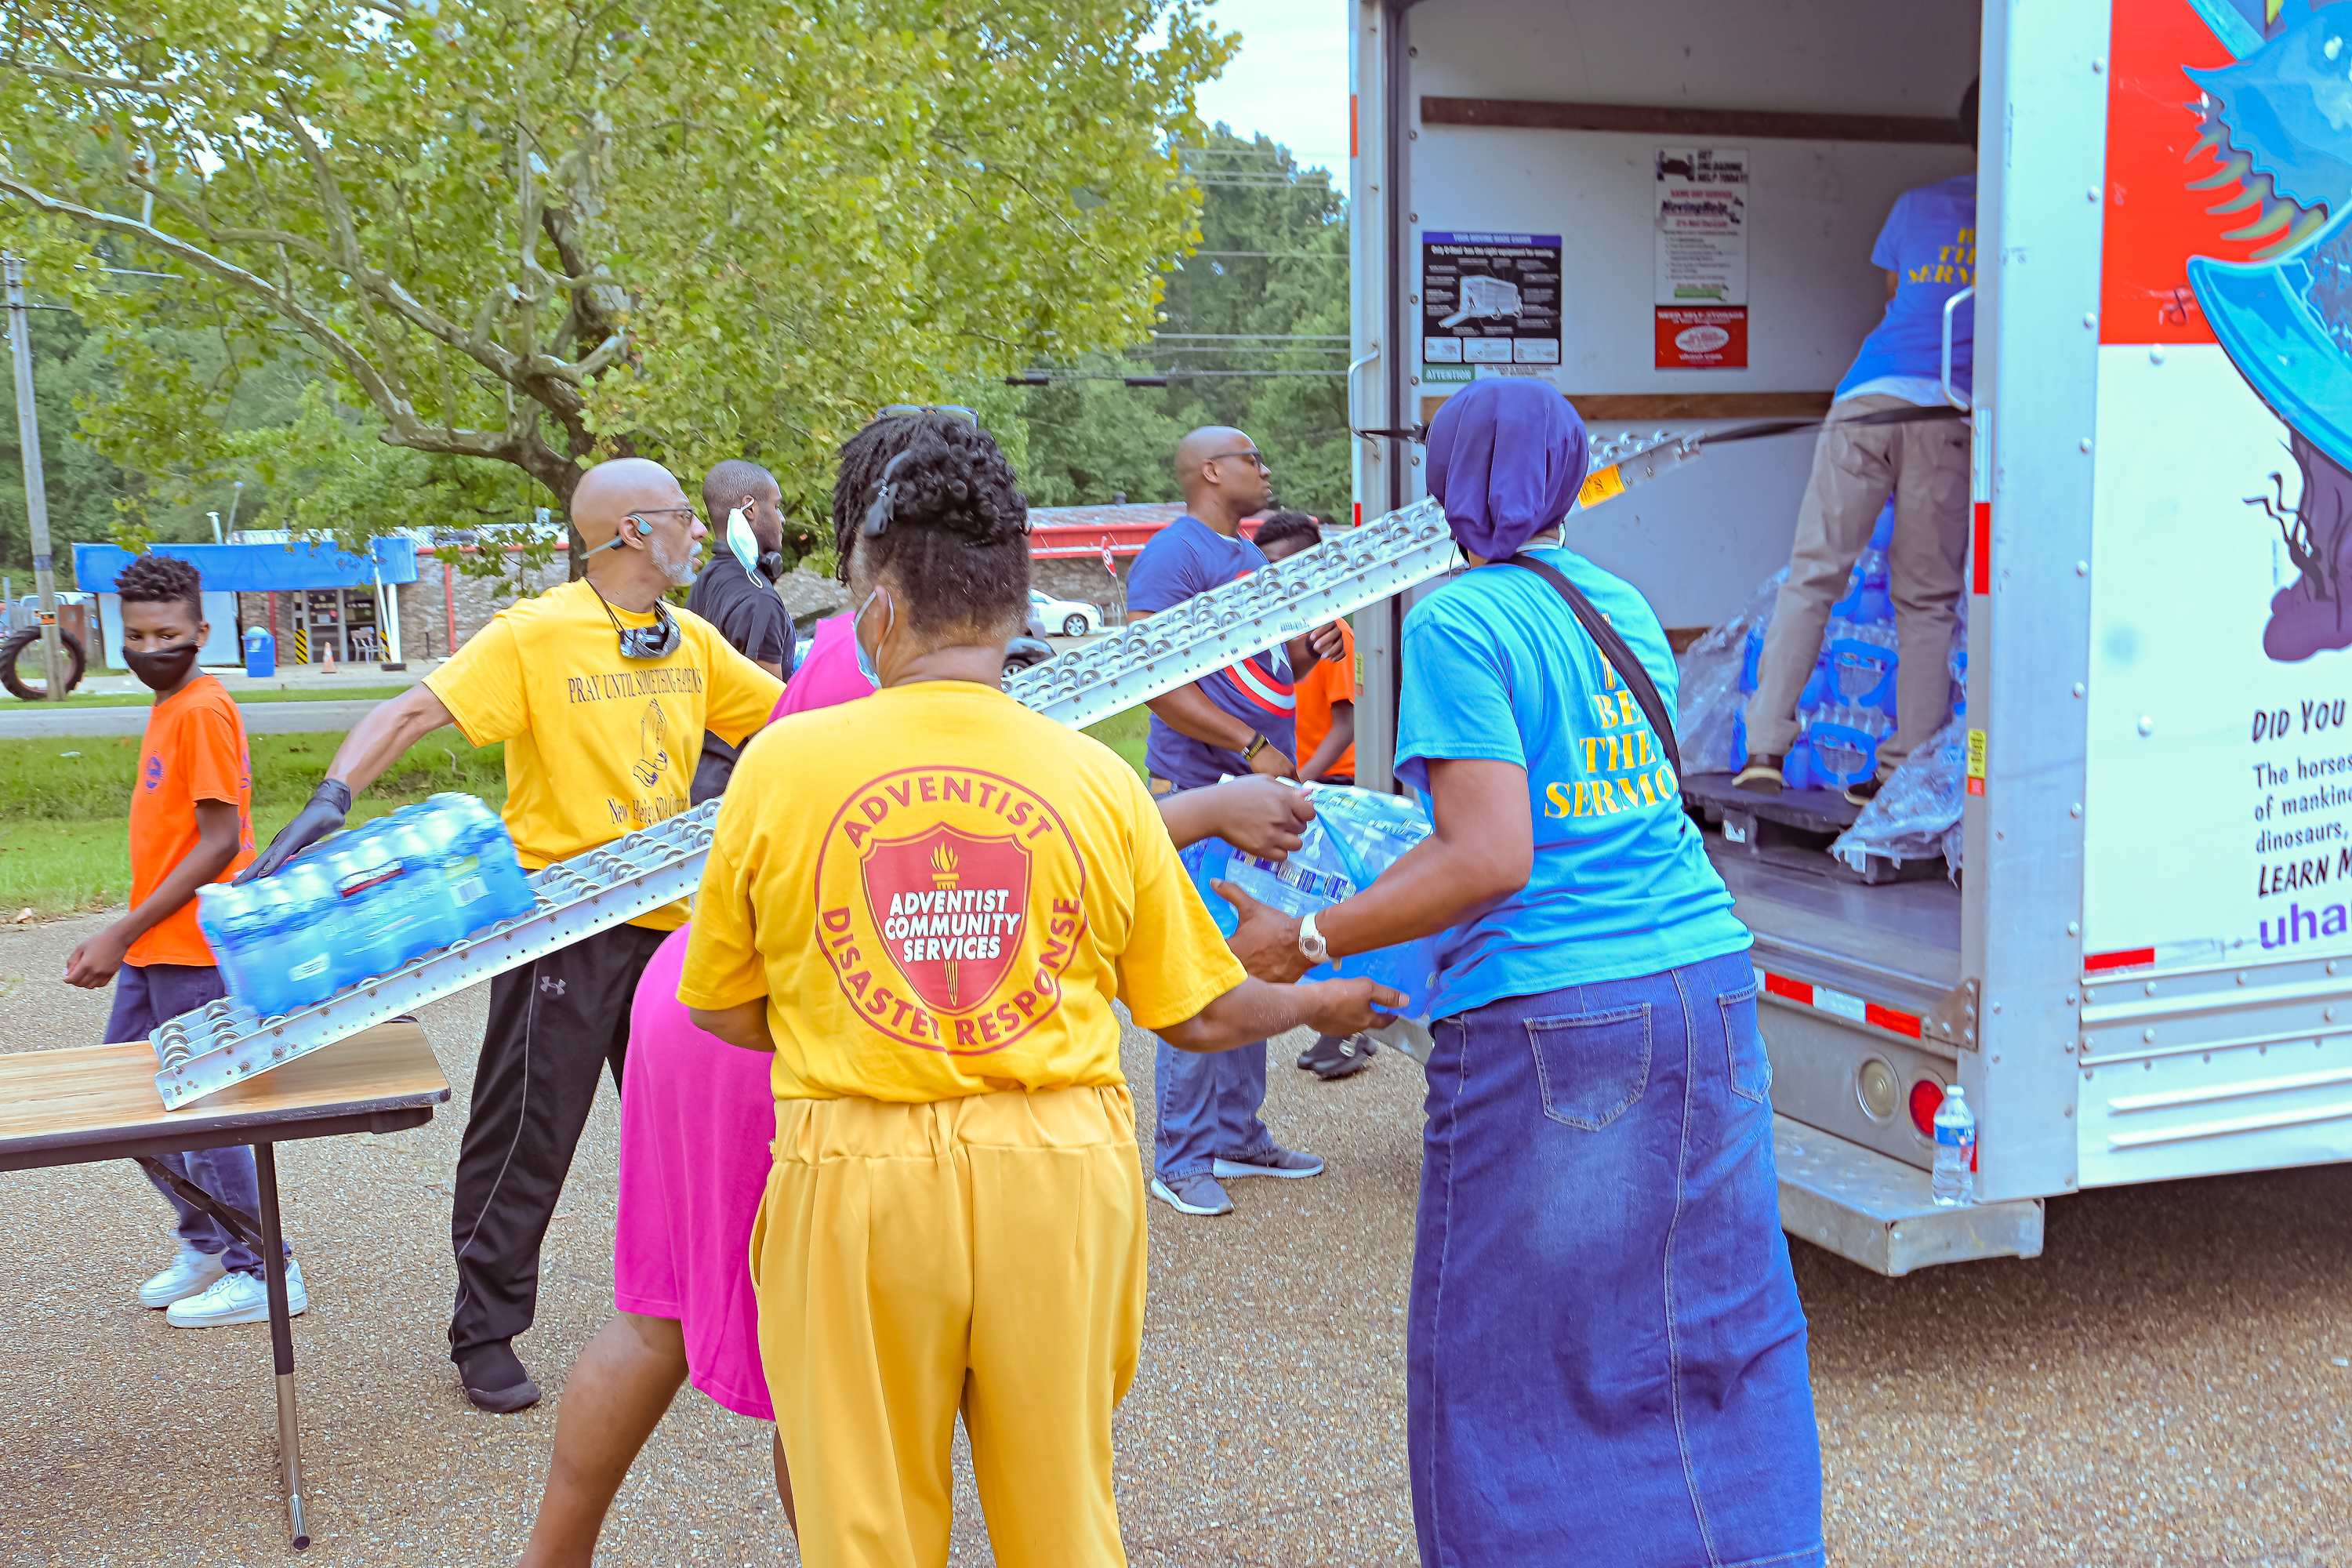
[1397,0,1980,629]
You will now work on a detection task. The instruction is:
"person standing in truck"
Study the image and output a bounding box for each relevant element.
[1127,428,1344,1217]
[1221,379,1824,1566]
[1738,80,1979,808]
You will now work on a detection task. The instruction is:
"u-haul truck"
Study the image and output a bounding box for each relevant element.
[1347,0,2352,1272]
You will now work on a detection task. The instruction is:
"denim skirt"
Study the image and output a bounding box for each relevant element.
[1408,949,1824,1566]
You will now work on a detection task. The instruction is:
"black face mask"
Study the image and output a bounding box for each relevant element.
[125,642,200,692]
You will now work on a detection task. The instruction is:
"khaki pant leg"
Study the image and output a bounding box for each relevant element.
[756,1098,972,1568]
[1882,414,1973,772]
[959,1087,1147,1568]
[1743,396,1907,757]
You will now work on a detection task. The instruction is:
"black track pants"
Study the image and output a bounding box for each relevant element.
[448,920,670,1361]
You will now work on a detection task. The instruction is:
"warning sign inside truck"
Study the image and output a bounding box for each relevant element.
[1421,233,1562,368]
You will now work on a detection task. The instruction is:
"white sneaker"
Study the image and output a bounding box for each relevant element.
[140,1243,227,1308]
[166,1260,307,1327]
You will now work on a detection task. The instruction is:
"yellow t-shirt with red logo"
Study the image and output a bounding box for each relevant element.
[426,579,782,928]
[678,681,1247,1102]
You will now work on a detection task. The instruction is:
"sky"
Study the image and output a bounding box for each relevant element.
[1187,0,1353,196]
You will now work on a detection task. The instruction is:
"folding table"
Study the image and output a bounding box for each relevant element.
[0,1020,450,1550]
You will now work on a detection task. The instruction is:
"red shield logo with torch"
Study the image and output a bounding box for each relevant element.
[861,826,1031,1013]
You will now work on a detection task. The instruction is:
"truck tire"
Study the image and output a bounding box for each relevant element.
[0,627,87,700]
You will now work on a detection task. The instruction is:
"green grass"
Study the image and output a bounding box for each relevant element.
[10,683,419,710]
[0,712,1143,919]
[1083,708,1149,779]
[0,731,508,916]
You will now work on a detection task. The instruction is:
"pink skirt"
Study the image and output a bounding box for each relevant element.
[614,925,777,1421]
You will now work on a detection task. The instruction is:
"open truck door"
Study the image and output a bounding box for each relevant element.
[1349,0,2352,1273]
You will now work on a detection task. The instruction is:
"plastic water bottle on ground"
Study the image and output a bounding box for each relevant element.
[1932,1083,1976,1207]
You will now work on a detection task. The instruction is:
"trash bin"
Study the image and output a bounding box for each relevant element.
[242,626,276,679]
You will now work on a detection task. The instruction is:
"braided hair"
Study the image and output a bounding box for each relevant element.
[833,414,1032,643]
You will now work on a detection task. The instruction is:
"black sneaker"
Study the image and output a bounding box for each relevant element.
[1733,754,1786,795]
[456,1341,543,1414]
[1844,774,1888,808]
[1295,1033,1377,1080]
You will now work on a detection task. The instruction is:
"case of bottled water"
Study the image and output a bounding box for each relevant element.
[198,794,539,1019]
[1183,781,1446,1057]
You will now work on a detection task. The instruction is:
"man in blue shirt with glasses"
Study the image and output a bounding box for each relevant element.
[1127,426,1342,1217]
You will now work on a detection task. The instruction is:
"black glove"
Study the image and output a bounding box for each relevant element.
[240,779,353,882]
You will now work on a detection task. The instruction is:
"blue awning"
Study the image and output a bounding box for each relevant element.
[72,537,420,593]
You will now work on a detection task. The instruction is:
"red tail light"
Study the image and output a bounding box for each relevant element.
[1907,1079,1946,1138]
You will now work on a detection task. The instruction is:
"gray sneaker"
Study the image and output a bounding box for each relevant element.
[1213,1146,1325,1181]
[1149,1173,1235,1216]
[1296,1033,1377,1080]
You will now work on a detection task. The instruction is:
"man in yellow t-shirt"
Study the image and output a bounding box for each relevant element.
[241,456,783,1414]
[681,412,1392,1566]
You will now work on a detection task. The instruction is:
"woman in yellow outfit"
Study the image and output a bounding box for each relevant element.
[681,412,1396,1567]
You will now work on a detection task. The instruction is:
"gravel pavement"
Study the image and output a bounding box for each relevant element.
[0,700,386,740]
[3,908,2350,1566]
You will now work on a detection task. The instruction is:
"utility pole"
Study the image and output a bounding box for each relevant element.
[4,256,65,701]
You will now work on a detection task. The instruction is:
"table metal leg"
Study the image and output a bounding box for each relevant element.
[254,1142,310,1551]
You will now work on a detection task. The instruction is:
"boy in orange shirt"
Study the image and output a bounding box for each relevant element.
[62,555,299,1327]
[1254,512,1375,1079]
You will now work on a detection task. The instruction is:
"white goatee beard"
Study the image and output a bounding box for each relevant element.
[652,535,700,587]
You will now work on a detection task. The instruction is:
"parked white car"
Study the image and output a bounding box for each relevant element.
[1026,590,1102,638]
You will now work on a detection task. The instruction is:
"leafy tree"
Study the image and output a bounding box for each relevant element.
[0,0,1230,568]
[0,304,130,588]
[1018,126,1351,521]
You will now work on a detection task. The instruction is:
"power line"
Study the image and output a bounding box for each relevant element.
[1151,332,1348,341]
[1010,369,1347,382]
[1187,251,1348,260]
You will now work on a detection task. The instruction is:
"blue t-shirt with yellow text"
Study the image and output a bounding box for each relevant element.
[1395,546,1750,1017]
[1836,172,1977,400]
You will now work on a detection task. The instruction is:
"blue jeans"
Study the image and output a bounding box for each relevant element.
[1409,949,1823,1567]
[1152,835,1277,1183]
[108,962,287,1279]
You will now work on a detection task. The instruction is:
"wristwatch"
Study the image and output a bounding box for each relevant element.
[1241,732,1269,762]
[1298,910,1329,964]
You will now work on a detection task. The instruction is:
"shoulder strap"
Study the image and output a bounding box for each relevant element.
[1501,555,1681,776]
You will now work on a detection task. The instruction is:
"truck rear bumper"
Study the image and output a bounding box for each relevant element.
[1775,1114,2044,1275]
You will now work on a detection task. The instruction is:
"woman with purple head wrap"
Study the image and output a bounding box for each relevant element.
[1424,376,1592,561]
[1220,378,1824,1562]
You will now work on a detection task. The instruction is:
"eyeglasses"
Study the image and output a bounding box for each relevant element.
[877,404,979,426]
[1209,448,1270,473]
